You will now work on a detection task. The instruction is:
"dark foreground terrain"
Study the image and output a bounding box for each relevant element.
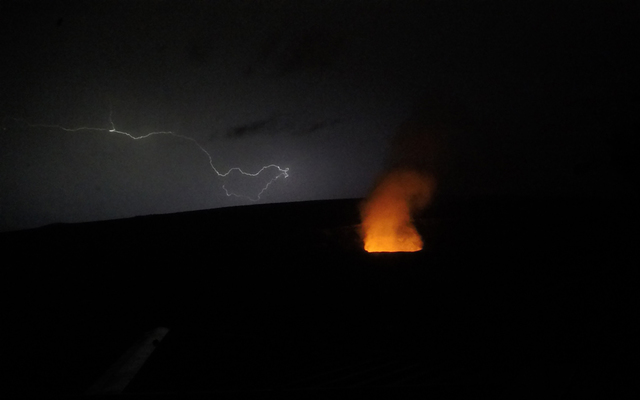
[1,196,635,398]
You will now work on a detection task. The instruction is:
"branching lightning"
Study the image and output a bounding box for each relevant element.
[2,110,289,201]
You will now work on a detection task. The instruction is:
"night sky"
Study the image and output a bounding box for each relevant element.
[1,0,636,232]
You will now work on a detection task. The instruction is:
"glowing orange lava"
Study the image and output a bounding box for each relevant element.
[360,169,435,253]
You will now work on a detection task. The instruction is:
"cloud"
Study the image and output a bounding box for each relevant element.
[225,114,342,139]
[303,118,341,135]
[227,116,279,138]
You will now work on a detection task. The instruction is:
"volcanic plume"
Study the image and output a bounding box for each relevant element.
[359,169,435,252]
[359,95,456,253]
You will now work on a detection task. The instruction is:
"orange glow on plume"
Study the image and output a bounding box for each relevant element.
[360,169,435,253]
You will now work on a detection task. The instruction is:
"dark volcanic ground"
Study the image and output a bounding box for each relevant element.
[1,197,635,398]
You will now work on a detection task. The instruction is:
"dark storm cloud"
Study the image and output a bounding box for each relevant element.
[227,116,279,138]
[306,118,341,134]
[225,113,343,139]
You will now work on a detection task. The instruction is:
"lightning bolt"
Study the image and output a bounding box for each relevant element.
[2,109,289,201]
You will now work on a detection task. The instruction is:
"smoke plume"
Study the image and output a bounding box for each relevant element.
[359,95,460,252]
[359,169,436,252]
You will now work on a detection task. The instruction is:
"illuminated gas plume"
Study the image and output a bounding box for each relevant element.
[359,169,435,253]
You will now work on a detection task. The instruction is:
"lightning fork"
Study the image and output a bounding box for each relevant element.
[2,112,289,201]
